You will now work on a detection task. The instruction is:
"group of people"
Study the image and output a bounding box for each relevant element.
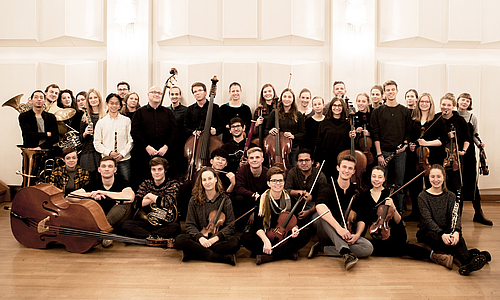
[16,78,491,275]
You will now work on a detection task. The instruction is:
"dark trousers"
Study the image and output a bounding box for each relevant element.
[240,230,310,259]
[122,220,180,239]
[370,221,430,260]
[175,234,240,261]
[417,229,470,265]
[232,195,257,232]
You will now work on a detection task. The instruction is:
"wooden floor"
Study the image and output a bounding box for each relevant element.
[1,200,499,300]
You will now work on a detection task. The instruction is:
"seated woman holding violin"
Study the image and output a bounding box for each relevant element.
[175,166,239,265]
[240,166,310,265]
[351,166,453,269]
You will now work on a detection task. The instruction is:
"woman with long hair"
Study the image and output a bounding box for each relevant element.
[175,167,239,265]
[121,91,140,120]
[253,83,277,149]
[369,85,384,110]
[57,89,84,135]
[264,88,306,167]
[417,164,490,275]
[297,88,313,118]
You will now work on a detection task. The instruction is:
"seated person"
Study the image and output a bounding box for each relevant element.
[221,117,257,173]
[210,148,235,194]
[122,157,181,243]
[175,167,239,265]
[285,148,327,222]
[417,164,491,276]
[240,167,310,265]
[233,147,269,232]
[70,156,134,246]
[49,147,91,195]
[308,155,373,270]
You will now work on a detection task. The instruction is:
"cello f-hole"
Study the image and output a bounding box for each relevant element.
[42,201,59,217]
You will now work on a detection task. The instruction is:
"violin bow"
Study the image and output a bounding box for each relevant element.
[218,206,256,233]
[301,160,325,211]
[330,176,348,229]
[373,169,427,209]
[66,193,129,204]
[271,209,330,250]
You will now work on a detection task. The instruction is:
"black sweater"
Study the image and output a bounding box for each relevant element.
[370,104,412,151]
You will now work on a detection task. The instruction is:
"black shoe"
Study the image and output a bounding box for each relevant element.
[473,210,493,226]
[469,248,491,262]
[256,254,273,265]
[289,252,299,261]
[182,251,190,262]
[459,254,487,276]
[343,253,358,270]
[223,254,236,266]
[308,242,323,259]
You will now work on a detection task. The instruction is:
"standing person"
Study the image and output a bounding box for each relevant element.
[417,164,491,276]
[93,93,133,182]
[297,88,313,118]
[240,166,310,265]
[302,96,325,151]
[167,86,188,177]
[175,167,239,265]
[370,80,412,213]
[264,88,306,167]
[436,93,470,198]
[354,92,374,184]
[49,147,91,196]
[116,81,130,104]
[307,155,373,270]
[369,85,384,110]
[57,89,83,133]
[324,81,348,114]
[184,81,224,138]
[131,86,177,187]
[405,89,418,111]
[314,97,351,179]
[233,147,269,232]
[75,91,87,112]
[18,90,59,151]
[253,83,277,152]
[351,166,454,269]
[79,88,106,177]
[406,93,447,221]
[44,83,60,113]
[121,92,140,120]
[122,157,181,241]
[285,149,327,222]
[456,93,492,225]
[220,82,252,143]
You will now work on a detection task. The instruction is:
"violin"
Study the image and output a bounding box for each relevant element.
[416,126,430,173]
[370,204,394,240]
[337,104,367,186]
[200,196,226,239]
[358,115,374,165]
[475,133,489,176]
[266,194,303,246]
[184,76,224,181]
[443,124,459,171]
[10,184,160,253]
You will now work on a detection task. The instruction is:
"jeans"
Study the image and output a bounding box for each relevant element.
[382,150,406,213]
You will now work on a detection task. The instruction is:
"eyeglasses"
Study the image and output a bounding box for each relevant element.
[117,88,129,92]
[149,91,162,95]
[269,179,284,184]
[297,159,311,163]
[230,124,242,129]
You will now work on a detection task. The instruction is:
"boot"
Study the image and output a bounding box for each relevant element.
[473,209,493,226]
[469,248,491,262]
[256,254,273,265]
[431,252,453,270]
[459,254,487,276]
[212,253,236,266]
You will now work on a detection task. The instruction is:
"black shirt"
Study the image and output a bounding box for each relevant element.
[184,100,224,137]
[168,104,188,144]
[370,104,412,151]
[131,104,177,151]
[19,110,59,149]
[316,180,358,225]
[84,176,130,213]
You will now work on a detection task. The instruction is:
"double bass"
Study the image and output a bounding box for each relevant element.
[184,76,223,180]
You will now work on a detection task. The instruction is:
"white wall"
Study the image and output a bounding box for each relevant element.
[0,0,498,194]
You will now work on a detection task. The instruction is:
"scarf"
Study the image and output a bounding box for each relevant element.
[258,189,291,232]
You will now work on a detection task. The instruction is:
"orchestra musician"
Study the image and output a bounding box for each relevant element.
[44,83,60,114]
[240,166,310,265]
[175,166,239,265]
[56,89,83,133]
[405,89,418,112]
[253,83,277,151]
[184,82,224,138]
[167,86,188,177]
[220,82,252,143]
[75,91,87,112]
[308,155,373,270]
[456,93,492,225]
[93,93,133,182]
[221,117,257,173]
[48,147,91,196]
[209,148,235,194]
[297,88,313,118]
[121,92,140,120]
[122,157,181,241]
[416,164,491,276]
[302,96,325,152]
[370,80,412,214]
[351,166,454,269]
[324,81,348,113]
[264,88,306,167]
[314,97,351,179]
[369,84,384,110]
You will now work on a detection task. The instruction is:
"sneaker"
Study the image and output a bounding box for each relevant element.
[469,248,491,263]
[343,253,358,270]
[308,242,323,259]
[101,239,113,248]
[431,252,453,270]
[459,254,487,276]
[256,254,273,265]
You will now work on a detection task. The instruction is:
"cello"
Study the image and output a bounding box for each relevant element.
[264,99,292,171]
[358,115,374,165]
[10,184,160,253]
[184,76,224,180]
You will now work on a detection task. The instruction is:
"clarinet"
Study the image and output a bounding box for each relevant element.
[450,189,461,234]
[114,131,118,152]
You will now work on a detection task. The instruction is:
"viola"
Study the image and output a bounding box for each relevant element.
[266,195,303,246]
[443,124,459,171]
[200,196,226,239]
[184,76,224,181]
[358,115,374,165]
[370,204,394,240]
[416,126,430,173]
[337,104,367,187]
[10,184,159,253]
